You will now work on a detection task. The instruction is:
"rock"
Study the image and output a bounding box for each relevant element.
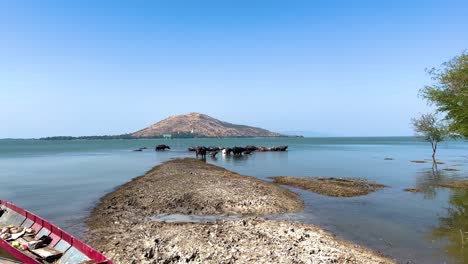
[144,247,154,259]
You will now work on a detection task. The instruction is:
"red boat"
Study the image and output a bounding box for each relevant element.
[0,200,113,264]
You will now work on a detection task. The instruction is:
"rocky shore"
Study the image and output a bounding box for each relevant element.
[86,158,394,263]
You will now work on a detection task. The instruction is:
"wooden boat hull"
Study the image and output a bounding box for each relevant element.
[0,200,112,264]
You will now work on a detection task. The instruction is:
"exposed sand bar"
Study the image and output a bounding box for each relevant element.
[86,158,394,263]
[272,176,386,197]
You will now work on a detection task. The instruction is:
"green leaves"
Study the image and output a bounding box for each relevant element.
[411,113,449,157]
[412,113,448,143]
[420,52,468,138]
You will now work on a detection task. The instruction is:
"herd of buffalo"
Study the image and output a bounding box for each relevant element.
[148,144,288,159]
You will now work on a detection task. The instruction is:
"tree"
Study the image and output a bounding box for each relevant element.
[412,113,449,160]
[420,52,468,138]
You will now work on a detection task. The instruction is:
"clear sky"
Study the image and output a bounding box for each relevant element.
[1,0,467,138]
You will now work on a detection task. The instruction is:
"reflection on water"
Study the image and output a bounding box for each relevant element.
[414,165,468,263]
[416,167,447,199]
[430,188,468,263]
[416,166,466,199]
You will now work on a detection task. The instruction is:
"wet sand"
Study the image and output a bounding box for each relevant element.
[86,158,394,263]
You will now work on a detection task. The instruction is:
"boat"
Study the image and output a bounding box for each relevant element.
[0,200,113,264]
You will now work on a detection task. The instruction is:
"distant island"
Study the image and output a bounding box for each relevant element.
[41,112,291,140]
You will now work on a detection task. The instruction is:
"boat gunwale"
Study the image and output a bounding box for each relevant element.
[0,200,112,264]
[0,238,41,264]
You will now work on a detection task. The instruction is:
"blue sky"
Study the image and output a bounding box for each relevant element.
[1,0,467,138]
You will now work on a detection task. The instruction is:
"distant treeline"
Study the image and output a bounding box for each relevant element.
[40,134,134,140]
[40,132,203,140]
[39,133,296,140]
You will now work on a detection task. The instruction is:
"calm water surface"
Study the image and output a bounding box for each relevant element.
[0,137,467,263]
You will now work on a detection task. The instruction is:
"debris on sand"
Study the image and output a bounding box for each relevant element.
[87,217,394,264]
[86,159,394,264]
[87,158,304,226]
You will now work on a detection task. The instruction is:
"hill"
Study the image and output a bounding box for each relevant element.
[131,113,283,138]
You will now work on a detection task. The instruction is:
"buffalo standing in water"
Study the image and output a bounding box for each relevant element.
[222,148,232,156]
[155,144,171,151]
[244,145,257,151]
[232,147,246,156]
[195,146,207,159]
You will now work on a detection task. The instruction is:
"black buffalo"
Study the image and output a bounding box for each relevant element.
[232,147,246,155]
[155,144,171,151]
[222,148,232,155]
[244,145,257,151]
[207,146,221,151]
[195,146,207,159]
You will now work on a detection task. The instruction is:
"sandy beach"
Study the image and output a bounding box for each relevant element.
[86,158,394,264]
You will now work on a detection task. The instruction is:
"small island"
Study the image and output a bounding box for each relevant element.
[41,113,293,140]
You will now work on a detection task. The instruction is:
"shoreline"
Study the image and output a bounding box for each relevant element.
[86,158,394,263]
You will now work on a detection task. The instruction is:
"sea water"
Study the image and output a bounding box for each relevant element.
[0,137,467,263]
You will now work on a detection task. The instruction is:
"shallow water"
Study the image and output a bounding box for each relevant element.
[0,137,467,263]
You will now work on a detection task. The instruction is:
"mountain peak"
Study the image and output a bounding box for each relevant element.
[132,113,282,138]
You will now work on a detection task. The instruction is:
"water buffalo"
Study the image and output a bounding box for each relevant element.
[207,146,221,151]
[222,148,232,156]
[269,145,288,151]
[195,146,207,159]
[245,145,257,151]
[232,147,246,155]
[278,145,288,151]
[134,147,148,151]
[155,144,170,151]
[268,146,288,151]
